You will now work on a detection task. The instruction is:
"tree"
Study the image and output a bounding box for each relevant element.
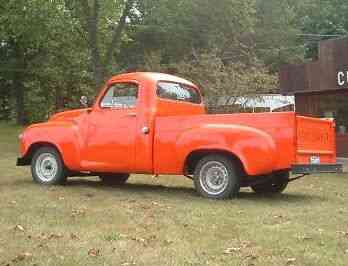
[254,0,304,71]
[64,0,137,88]
[294,0,348,59]
[0,0,57,124]
[0,0,92,124]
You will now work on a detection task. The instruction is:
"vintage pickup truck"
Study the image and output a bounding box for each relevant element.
[17,72,342,199]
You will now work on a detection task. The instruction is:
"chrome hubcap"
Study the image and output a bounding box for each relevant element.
[35,153,58,182]
[199,161,229,195]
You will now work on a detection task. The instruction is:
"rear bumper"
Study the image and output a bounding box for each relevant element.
[291,164,343,174]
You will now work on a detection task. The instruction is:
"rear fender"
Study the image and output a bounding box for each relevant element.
[177,124,277,176]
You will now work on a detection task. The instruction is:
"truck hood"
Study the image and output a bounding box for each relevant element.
[49,108,91,122]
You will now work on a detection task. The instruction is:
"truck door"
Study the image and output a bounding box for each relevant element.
[82,82,138,172]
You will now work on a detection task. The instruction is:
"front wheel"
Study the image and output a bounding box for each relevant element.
[194,155,241,199]
[31,147,67,185]
[251,171,289,194]
[99,174,130,185]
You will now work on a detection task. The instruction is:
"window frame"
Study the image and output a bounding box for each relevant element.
[156,81,202,104]
[99,81,139,110]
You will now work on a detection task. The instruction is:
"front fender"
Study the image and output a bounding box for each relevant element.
[176,124,277,176]
[20,121,82,171]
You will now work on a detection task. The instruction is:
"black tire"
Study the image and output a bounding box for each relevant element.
[99,173,130,185]
[251,171,289,194]
[31,147,67,185]
[193,154,241,199]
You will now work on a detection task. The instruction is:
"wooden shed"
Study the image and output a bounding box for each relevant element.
[280,37,348,157]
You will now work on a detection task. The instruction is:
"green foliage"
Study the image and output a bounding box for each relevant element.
[1,0,347,123]
[295,0,348,59]
[143,51,277,108]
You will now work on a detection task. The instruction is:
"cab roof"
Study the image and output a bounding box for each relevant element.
[108,72,197,88]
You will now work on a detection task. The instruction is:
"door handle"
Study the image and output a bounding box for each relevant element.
[125,112,137,117]
[142,126,150,135]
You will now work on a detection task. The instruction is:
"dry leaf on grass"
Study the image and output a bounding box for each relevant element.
[88,248,101,257]
[48,233,63,240]
[224,247,241,254]
[14,225,25,232]
[297,234,312,241]
[121,262,136,266]
[286,258,296,265]
[337,231,348,237]
[70,233,79,240]
[71,208,86,217]
[12,252,32,263]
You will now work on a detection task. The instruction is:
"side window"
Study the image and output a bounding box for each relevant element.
[157,82,201,104]
[100,83,138,108]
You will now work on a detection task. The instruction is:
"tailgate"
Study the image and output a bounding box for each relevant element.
[296,116,336,164]
[293,116,342,174]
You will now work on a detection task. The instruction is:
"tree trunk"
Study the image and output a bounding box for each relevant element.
[13,43,26,125]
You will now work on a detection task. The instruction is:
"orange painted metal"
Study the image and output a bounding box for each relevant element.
[295,116,336,165]
[19,72,338,177]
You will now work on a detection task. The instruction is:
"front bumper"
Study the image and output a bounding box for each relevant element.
[291,164,343,174]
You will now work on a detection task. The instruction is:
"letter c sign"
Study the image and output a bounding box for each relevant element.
[337,71,348,87]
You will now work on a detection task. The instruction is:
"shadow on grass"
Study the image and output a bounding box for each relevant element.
[11,178,325,204]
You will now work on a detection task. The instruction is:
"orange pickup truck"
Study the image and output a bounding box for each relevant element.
[17,72,342,199]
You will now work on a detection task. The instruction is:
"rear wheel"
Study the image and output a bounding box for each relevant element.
[99,173,130,185]
[31,147,67,185]
[251,171,289,194]
[193,155,240,199]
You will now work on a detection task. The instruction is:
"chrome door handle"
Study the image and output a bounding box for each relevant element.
[142,126,150,135]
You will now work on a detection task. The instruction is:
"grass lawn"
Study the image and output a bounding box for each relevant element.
[0,122,348,266]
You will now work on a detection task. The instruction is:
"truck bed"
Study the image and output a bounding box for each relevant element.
[154,112,338,175]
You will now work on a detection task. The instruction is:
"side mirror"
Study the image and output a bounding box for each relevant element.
[80,95,88,108]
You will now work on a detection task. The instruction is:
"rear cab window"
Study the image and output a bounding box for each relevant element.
[157,81,201,104]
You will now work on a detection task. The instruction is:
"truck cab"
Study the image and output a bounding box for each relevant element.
[17,72,342,199]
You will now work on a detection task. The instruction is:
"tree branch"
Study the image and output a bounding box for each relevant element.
[104,0,135,69]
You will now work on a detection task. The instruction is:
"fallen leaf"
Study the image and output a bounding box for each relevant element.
[71,208,86,217]
[297,234,312,241]
[14,225,25,232]
[121,262,136,266]
[37,243,48,249]
[241,241,252,248]
[12,252,32,263]
[88,248,101,257]
[286,258,296,265]
[37,233,48,240]
[70,233,79,240]
[244,254,258,260]
[48,233,63,239]
[224,247,241,254]
[164,239,174,245]
[337,231,348,237]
